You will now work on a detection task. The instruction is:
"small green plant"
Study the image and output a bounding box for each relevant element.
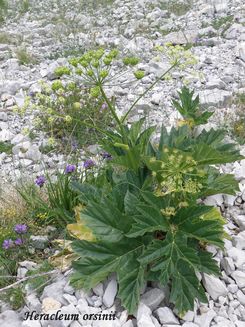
[0,222,30,296]
[15,47,37,65]
[212,15,234,31]
[172,86,213,127]
[0,0,7,23]
[18,168,81,229]
[70,86,243,316]
[231,93,245,144]
[0,32,11,43]
[0,287,25,310]
[18,0,30,14]
[159,0,193,16]
[0,141,13,154]
[25,261,54,295]
[26,79,112,149]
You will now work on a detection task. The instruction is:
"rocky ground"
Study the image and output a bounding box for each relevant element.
[0,0,245,326]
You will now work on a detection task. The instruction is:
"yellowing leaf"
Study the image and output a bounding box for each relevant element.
[52,239,73,251]
[67,222,96,241]
[74,204,86,223]
[177,119,194,127]
[201,207,226,224]
[201,207,230,240]
[49,253,78,271]
[49,239,78,271]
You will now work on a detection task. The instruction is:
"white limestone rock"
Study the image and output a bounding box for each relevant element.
[227,247,245,269]
[102,279,118,308]
[237,290,245,306]
[194,309,216,327]
[0,310,21,327]
[155,307,179,325]
[141,288,165,310]
[231,270,245,288]
[0,130,14,142]
[202,274,228,300]
[232,231,245,250]
[221,257,235,275]
[42,297,62,312]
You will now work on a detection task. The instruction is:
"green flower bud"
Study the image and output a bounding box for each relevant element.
[58,96,65,104]
[48,117,54,124]
[54,66,71,77]
[91,60,99,68]
[68,58,79,67]
[73,102,81,110]
[94,48,104,59]
[75,68,83,75]
[134,70,145,79]
[108,49,119,58]
[48,137,56,146]
[103,57,112,65]
[123,56,140,66]
[67,82,76,91]
[65,115,72,123]
[100,70,109,79]
[80,60,88,68]
[51,80,63,91]
[87,69,94,77]
[90,86,100,97]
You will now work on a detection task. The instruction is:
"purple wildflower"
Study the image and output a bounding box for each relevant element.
[65,164,76,174]
[100,103,108,111]
[101,152,112,160]
[83,159,95,169]
[2,239,14,250]
[35,175,46,187]
[14,224,28,234]
[71,141,79,151]
[15,238,24,246]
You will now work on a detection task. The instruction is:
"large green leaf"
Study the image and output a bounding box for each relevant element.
[170,259,207,315]
[126,204,170,237]
[170,206,224,247]
[140,231,218,313]
[81,196,133,242]
[157,125,243,164]
[117,248,145,314]
[176,217,224,247]
[70,182,103,204]
[197,251,221,275]
[71,238,143,290]
[138,239,167,265]
[192,143,243,165]
[201,171,239,196]
[128,118,145,145]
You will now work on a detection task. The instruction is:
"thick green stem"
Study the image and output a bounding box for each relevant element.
[99,85,126,139]
[121,62,178,124]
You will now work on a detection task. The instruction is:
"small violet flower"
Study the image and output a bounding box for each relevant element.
[101,152,112,160]
[100,103,108,111]
[15,238,24,246]
[35,175,46,187]
[83,159,95,169]
[2,239,14,250]
[14,224,28,234]
[65,164,76,174]
[71,141,79,151]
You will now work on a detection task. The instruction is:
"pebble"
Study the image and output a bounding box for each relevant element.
[155,307,179,325]
[102,279,118,308]
[141,288,165,310]
[202,274,228,300]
